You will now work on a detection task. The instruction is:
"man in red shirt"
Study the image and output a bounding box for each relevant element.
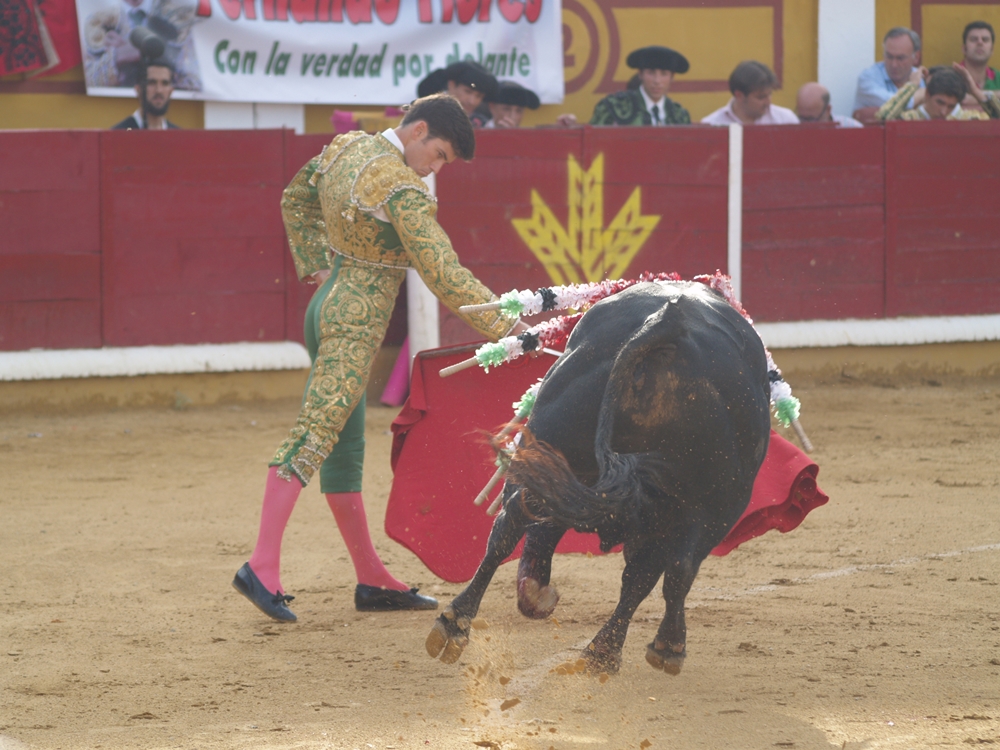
[959,21,999,108]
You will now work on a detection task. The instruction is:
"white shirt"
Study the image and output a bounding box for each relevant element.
[130,108,170,130]
[914,103,963,120]
[832,114,864,128]
[701,99,800,126]
[639,85,666,125]
[376,127,436,217]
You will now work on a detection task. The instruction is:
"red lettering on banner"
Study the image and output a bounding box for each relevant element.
[374,0,399,23]
[498,0,540,23]
[317,0,344,21]
[195,0,529,24]
[216,0,257,19]
[441,0,483,23]
[261,0,290,20]
[345,0,371,22]
[291,0,317,22]
[458,0,479,23]
[218,0,240,19]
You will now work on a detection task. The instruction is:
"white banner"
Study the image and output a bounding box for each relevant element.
[77,0,564,104]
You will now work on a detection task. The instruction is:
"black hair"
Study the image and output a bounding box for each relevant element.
[401,93,476,161]
[139,58,175,85]
[729,60,778,95]
[964,20,995,44]
[926,66,967,101]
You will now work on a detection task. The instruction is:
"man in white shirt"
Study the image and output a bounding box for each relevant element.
[795,83,863,127]
[702,61,799,125]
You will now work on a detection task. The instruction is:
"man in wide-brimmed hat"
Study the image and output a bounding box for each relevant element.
[417,60,499,118]
[590,45,691,126]
[473,80,541,128]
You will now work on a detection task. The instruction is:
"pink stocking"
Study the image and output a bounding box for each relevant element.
[247,466,302,594]
[326,492,408,591]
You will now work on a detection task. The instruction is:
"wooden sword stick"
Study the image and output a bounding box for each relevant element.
[473,418,525,511]
[791,418,814,452]
[439,348,563,378]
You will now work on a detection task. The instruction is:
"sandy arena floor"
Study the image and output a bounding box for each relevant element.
[2,377,999,750]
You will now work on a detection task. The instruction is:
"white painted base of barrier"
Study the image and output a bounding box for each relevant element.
[0,342,311,382]
[2,315,999,381]
[755,314,1000,349]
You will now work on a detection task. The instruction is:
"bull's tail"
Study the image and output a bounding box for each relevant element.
[505,300,686,535]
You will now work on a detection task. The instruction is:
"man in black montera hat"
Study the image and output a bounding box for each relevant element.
[417,61,499,118]
[472,80,541,128]
[590,46,690,126]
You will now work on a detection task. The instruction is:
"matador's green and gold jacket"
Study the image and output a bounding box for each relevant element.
[281,130,512,341]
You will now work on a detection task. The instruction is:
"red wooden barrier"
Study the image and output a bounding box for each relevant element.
[2,124,998,354]
[884,120,1000,318]
[99,129,289,347]
[583,125,729,280]
[742,124,886,320]
[437,126,729,345]
[0,131,102,350]
[436,128,585,345]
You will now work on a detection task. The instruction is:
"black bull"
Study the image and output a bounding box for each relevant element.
[426,281,772,674]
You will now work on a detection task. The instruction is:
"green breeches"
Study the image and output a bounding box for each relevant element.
[271,256,405,487]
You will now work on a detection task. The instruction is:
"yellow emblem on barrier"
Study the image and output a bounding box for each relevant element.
[512,153,660,285]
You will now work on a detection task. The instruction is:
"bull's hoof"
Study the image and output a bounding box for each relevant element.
[645,640,685,675]
[425,608,470,664]
[517,577,560,620]
[582,642,622,675]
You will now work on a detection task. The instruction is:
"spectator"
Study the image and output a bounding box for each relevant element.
[876,65,999,120]
[702,61,799,125]
[111,58,179,129]
[589,46,691,126]
[795,83,863,127]
[959,21,999,108]
[853,27,925,122]
[416,61,498,118]
[473,80,541,129]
